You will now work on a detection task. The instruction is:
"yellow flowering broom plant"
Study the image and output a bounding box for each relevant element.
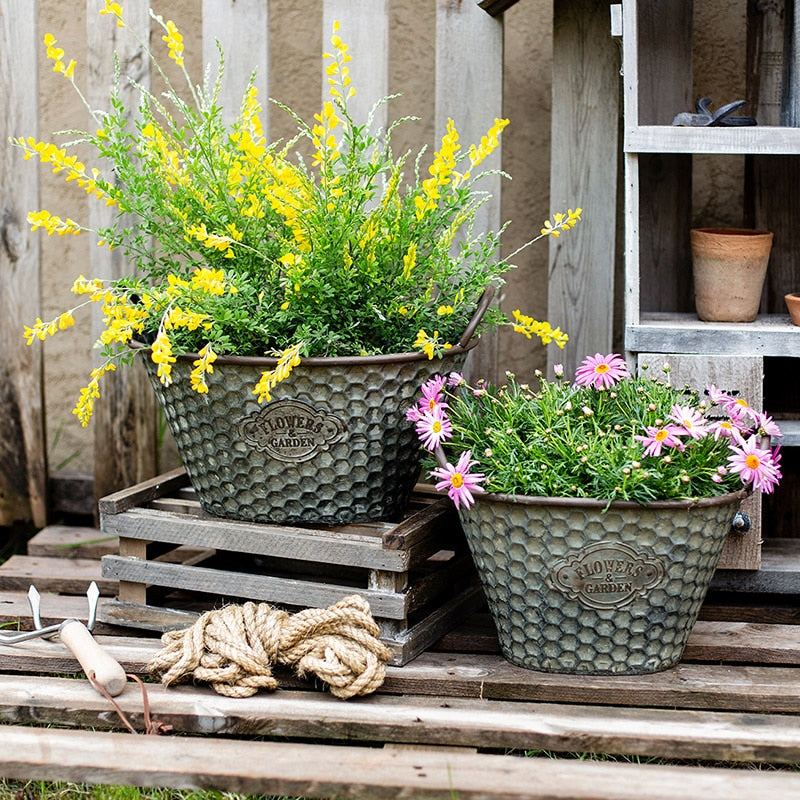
[14,3,579,426]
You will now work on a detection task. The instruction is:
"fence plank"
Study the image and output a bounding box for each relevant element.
[323,0,389,134]
[547,0,619,378]
[86,0,157,514]
[435,0,504,383]
[0,0,47,527]
[202,0,270,129]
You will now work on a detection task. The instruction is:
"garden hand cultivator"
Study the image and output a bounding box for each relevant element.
[0,582,127,696]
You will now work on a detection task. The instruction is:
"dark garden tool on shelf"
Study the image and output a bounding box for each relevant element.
[672,98,758,126]
[0,582,127,696]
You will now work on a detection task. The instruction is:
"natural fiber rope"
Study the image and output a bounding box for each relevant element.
[147,594,393,699]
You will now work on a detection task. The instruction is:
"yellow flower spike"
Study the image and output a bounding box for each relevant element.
[73,362,117,427]
[253,342,303,404]
[190,344,217,394]
[511,309,569,349]
[99,1,125,27]
[150,330,176,386]
[162,20,184,67]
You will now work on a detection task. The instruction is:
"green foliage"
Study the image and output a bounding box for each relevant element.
[437,364,761,503]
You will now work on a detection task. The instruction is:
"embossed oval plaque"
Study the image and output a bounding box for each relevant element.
[547,541,666,610]
[236,398,346,463]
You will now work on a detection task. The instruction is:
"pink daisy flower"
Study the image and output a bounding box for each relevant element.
[668,404,710,440]
[420,375,448,412]
[727,436,782,494]
[710,419,744,444]
[430,450,485,510]
[447,371,465,387]
[634,424,686,457]
[721,394,757,426]
[415,407,453,451]
[406,404,423,422]
[573,353,630,390]
[705,384,730,406]
[751,410,782,440]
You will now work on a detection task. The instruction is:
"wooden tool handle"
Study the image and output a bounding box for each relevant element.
[58,619,127,697]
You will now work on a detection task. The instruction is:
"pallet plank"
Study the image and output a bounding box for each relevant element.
[25,526,119,560]
[0,674,799,765]
[100,556,408,619]
[102,507,413,571]
[0,555,114,595]
[0,724,798,800]
[1,634,799,714]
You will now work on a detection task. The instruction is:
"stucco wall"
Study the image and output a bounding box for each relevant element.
[34,1,743,474]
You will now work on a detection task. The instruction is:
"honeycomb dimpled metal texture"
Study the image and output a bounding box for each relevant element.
[141,349,468,525]
[458,491,744,674]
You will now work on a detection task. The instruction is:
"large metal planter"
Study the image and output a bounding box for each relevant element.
[457,490,747,674]
[139,343,476,525]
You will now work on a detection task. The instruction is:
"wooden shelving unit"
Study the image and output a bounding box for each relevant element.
[620,1,800,570]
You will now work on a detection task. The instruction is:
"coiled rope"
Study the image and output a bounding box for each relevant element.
[147,594,392,699]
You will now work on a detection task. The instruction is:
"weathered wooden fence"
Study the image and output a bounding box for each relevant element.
[0,0,618,527]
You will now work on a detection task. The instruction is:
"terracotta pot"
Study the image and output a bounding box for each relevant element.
[691,228,773,322]
[785,292,800,326]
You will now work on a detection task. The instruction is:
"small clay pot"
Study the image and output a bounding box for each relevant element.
[785,292,800,326]
[691,228,773,322]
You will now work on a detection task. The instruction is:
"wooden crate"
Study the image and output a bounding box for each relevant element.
[97,469,483,665]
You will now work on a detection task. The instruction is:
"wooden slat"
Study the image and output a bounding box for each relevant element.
[1,724,800,799]
[26,525,118,560]
[383,652,800,713]
[436,0,503,384]
[1,674,800,765]
[0,554,113,595]
[2,631,800,714]
[682,621,800,664]
[102,507,412,571]
[635,2,693,317]
[97,467,190,515]
[745,0,800,317]
[202,0,270,129]
[322,0,389,135]
[548,0,619,378]
[476,0,522,17]
[86,0,158,511]
[100,555,409,618]
[0,0,47,527]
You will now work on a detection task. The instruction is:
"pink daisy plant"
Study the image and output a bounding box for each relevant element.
[430,450,485,510]
[573,352,630,390]
[727,436,782,495]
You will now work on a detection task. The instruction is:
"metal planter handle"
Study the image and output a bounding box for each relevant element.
[458,286,496,349]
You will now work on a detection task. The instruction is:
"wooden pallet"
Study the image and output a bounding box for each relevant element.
[0,524,800,797]
[94,469,483,665]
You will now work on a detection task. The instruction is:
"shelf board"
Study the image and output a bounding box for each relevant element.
[626,313,800,357]
[711,539,800,593]
[624,125,800,155]
[776,420,800,448]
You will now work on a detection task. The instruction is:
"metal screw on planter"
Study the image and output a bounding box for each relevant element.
[136,289,494,525]
[456,489,748,675]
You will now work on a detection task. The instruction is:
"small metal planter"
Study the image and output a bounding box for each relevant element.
[457,490,747,675]
[135,293,490,525]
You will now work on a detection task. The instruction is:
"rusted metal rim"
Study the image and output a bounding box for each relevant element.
[467,487,749,510]
[130,286,494,367]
